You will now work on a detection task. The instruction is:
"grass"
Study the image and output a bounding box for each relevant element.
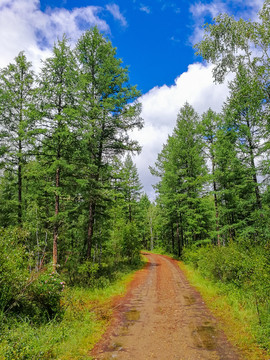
[178,261,269,360]
[0,261,144,360]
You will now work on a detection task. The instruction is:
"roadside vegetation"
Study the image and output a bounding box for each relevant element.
[0,257,142,359]
[182,244,269,358]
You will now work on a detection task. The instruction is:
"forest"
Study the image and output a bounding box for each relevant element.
[0,1,269,358]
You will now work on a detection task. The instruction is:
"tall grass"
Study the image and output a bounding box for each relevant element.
[181,242,270,359]
[0,261,142,360]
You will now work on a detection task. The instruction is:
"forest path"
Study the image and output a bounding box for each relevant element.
[91,253,240,360]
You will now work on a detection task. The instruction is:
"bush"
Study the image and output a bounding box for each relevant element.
[183,242,270,349]
[121,222,141,263]
[0,228,30,318]
[77,261,99,286]
[27,270,65,320]
[0,227,65,322]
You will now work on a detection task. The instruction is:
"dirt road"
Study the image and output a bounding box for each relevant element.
[92,253,240,360]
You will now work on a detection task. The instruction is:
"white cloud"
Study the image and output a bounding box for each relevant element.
[0,0,111,71]
[106,4,127,27]
[140,5,151,14]
[190,1,225,18]
[132,63,231,200]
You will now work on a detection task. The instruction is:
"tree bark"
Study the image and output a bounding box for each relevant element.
[176,222,181,257]
[86,201,95,259]
[53,166,60,272]
[171,223,175,252]
[246,118,262,210]
[212,158,220,246]
[18,143,22,225]
[150,215,154,251]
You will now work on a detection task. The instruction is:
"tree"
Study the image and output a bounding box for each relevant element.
[201,109,221,245]
[38,36,78,271]
[121,154,142,222]
[195,1,270,85]
[0,52,35,226]
[75,27,143,259]
[152,103,212,256]
[224,65,265,211]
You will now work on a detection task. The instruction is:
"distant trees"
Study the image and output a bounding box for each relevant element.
[151,103,213,255]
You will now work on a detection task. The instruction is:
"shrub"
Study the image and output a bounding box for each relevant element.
[0,228,30,318]
[77,261,99,286]
[28,269,65,320]
[183,242,270,349]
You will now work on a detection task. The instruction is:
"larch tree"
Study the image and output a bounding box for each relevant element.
[201,109,221,245]
[75,27,143,259]
[0,52,35,226]
[152,103,212,255]
[38,36,79,272]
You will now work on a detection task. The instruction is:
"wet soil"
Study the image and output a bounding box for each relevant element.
[91,253,241,360]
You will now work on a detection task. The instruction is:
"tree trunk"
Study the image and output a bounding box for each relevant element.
[150,216,154,251]
[176,222,181,257]
[18,145,22,225]
[212,158,220,246]
[246,118,262,210]
[53,166,60,272]
[171,223,175,251]
[18,67,24,226]
[179,213,184,251]
[86,201,95,259]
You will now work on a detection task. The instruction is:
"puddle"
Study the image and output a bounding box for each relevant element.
[125,309,140,321]
[192,323,217,350]
[184,294,196,305]
[108,342,123,351]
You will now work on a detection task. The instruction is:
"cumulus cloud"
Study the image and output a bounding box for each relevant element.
[106,4,127,27]
[132,63,231,200]
[0,0,111,71]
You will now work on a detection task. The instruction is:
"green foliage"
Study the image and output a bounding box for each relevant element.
[0,228,64,323]
[151,103,214,255]
[0,257,144,360]
[77,261,100,286]
[121,221,141,263]
[0,228,29,317]
[28,270,65,320]
[183,243,270,348]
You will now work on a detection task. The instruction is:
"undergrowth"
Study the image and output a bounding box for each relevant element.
[181,242,270,359]
[0,258,144,360]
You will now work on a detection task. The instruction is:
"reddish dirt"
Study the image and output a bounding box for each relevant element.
[91,253,241,360]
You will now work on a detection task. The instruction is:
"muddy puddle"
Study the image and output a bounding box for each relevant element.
[192,322,217,350]
[125,308,140,321]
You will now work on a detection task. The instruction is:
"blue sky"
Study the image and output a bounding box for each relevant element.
[36,0,263,94]
[0,0,265,198]
[40,0,195,94]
